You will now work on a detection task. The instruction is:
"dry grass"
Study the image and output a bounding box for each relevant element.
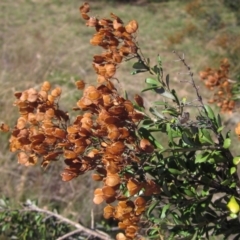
[0,0,240,229]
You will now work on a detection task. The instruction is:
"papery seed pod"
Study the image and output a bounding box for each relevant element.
[106,162,119,174]
[121,31,132,40]
[17,117,27,129]
[0,123,9,132]
[104,205,115,219]
[105,173,120,187]
[14,92,22,99]
[99,18,112,27]
[113,19,123,30]
[123,100,134,112]
[38,90,48,101]
[109,36,119,47]
[26,88,38,102]
[81,13,90,20]
[90,33,103,45]
[75,80,85,90]
[134,196,146,207]
[92,174,103,181]
[54,128,67,139]
[118,222,128,229]
[125,225,138,239]
[106,141,125,155]
[18,152,37,166]
[44,151,60,161]
[79,2,90,14]
[86,17,98,27]
[28,113,38,125]
[97,74,107,83]
[47,94,55,103]
[29,133,45,143]
[45,108,55,119]
[112,52,123,63]
[105,63,116,78]
[51,87,62,97]
[41,81,51,92]
[127,178,142,196]
[19,91,28,102]
[134,94,144,108]
[110,13,123,23]
[93,188,104,204]
[64,150,77,159]
[102,186,116,202]
[61,169,78,182]
[93,55,105,64]
[116,233,127,240]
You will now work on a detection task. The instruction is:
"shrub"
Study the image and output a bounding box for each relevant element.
[1,2,240,239]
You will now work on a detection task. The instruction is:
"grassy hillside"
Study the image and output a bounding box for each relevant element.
[0,0,240,235]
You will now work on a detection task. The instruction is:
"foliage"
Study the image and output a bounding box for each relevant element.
[1,2,240,240]
[0,198,72,240]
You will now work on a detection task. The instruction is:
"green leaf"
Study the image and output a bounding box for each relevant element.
[166,74,170,89]
[204,105,215,120]
[216,114,222,128]
[233,156,240,165]
[132,61,147,70]
[142,86,158,92]
[223,138,231,149]
[162,181,172,197]
[221,179,231,186]
[151,65,160,75]
[160,204,170,219]
[144,166,155,171]
[191,230,199,240]
[230,167,236,175]
[217,126,224,133]
[153,101,167,106]
[145,77,159,85]
[147,201,159,218]
[154,87,175,100]
[182,132,196,146]
[195,152,210,163]
[131,69,147,75]
[157,54,162,66]
[141,119,154,128]
[184,189,195,197]
[171,89,180,105]
[168,168,183,175]
[162,108,179,117]
[124,90,128,100]
[149,107,165,119]
[199,129,214,144]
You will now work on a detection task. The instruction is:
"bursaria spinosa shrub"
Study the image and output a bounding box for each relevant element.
[1,2,240,239]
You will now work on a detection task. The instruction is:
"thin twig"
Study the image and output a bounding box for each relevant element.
[172,51,239,188]
[172,51,204,108]
[23,204,112,240]
[57,229,82,240]
[91,208,94,229]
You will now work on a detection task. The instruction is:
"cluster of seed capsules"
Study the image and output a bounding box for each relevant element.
[0,3,162,239]
[199,58,235,113]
